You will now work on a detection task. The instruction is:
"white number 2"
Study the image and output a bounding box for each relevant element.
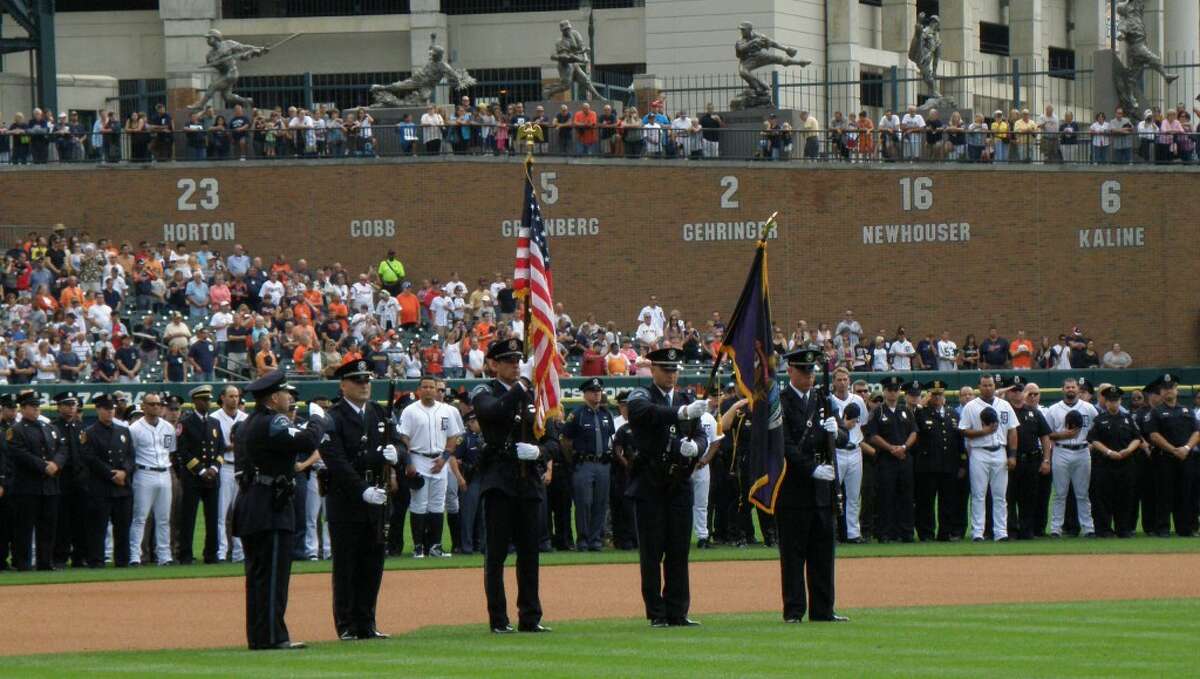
[177,177,220,211]
[720,176,740,208]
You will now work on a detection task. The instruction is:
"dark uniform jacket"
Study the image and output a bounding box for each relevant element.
[613,422,638,467]
[624,385,708,500]
[1088,411,1142,464]
[778,385,845,511]
[914,405,964,473]
[177,410,224,485]
[1013,405,1051,461]
[6,416,66,495]
[471,379,558,500]
[53,417,87,492]
[0,422,8,491]
[562,404,615,463]
[864,402,916,451]
[81,421,135,498]
[458,430,483,482]
[1144,403,1198,452]
[319,399,404,524]
[232,409,323,537]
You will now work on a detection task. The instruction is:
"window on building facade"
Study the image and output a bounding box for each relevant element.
[860,70,884,108]
[221,0,410,19]
[979,21,1010,56]
[1048,47,1076,79]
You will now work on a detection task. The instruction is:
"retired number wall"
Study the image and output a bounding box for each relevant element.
[0,162,1193,365]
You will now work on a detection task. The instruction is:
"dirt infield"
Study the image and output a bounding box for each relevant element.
[4,553,1199,656]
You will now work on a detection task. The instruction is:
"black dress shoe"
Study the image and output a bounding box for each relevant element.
[271,641,306,650]
[339,630,358,641]
[490,624,515,634]
[668,618,701,627]
[650,619,670,628]
[783,617,803,624]
[972,537,984,543]
[812,614,850,623]
[518,624,552,633]
[360,629,390,639]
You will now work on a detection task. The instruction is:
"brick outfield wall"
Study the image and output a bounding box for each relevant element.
[0,159,1194,365]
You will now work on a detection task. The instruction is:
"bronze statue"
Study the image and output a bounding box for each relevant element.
[730,21,810,110]
[189,30,287,111]
[908,13,942,98]
[1114,0,1179,113]
[370,35,477,107]
[543,20,604,101]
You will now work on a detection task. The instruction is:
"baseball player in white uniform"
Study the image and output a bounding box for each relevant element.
[1044,377,1099,537]
[691,395,722,548]
[829,368,868,542]
[433,382,466,553]
[399,376,464,558]
[958,374,1019,541]
[212,385,248,562]
[128,394,177,565]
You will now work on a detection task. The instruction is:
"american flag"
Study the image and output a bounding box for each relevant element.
[514,168,563,437]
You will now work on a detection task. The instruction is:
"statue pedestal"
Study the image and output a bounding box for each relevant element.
[715,108,802,160]
[344,106,428,156]
[1092,49,1127,117]
[521,99,623,119]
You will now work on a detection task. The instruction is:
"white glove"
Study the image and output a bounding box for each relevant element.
[361,487,388,505]
[516,442,541,461]
[677,400,707,420]
[381,444,399,464]
[308,401,325,420]
[821,417,838,434]
[679,439,699,458]
[812,464,835,481]
[519,361,533,383]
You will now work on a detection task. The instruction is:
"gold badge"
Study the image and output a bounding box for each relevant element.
[213,428,220,438]
[80,432,87,444]
[5,429,11,441]
[358,361,368,372]
[120,434,126,443]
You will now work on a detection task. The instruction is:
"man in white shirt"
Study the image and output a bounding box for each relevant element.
[212,384,248,562]
[399,376,464,558]
[429,294,450,338]
[1052,335,1073,370]
[829,368,869,542]
[636,295,666,335]
[878,109,901,159]
[350,275,376,312]
[900,105,926,160]
[888,329,916,371]
[209,300,233,363]
[128,393,178,565]
[635,313,661,347]
[85,292,113,337]
[1043,377,1099,537]
[958,374,1019,541]
[258,273,285,309]
[226,244,251,278]
[935,331,958,371]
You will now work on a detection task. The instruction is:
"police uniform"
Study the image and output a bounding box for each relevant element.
[1143,373,1200,537]
[470,338,557,633]
[1087,386,1142,538]
[913,380,966,541]
[6,391,66,571]
[320,360,405,640]
[562,377,615,551]
[1007,377,1051,540]
[625,347,708,627]
[51,392,88,568]
[177,385,225,564]
[1133,379,1161,535]
[232,370,323,650]
[457,413,485,555]
[610,391,639,550]
[776,349,847,623]
[0,395,11,570]
[80,395,135,567]
[863,376,918,542]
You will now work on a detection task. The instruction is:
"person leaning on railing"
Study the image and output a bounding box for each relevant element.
[1013,109,1037,163]
[1059,112,1079,162]
[1110,108,1135,164]
[1089,112,1111,164]
[1156,109,1184,163]
[619,107,643,158]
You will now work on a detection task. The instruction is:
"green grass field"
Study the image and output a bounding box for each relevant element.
[4,534,1198,587]
[3,599,1194,678]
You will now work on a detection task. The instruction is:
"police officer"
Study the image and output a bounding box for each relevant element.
[913,379,966,541]
[80,395,135,568]
[319,360,404,640]
[457,411,484,555]
[51,392,88,568]
[625,347,709,627]
[610,391,638,550]
[232,370,324,650]
[562,377,615,552]
[717,395,762,547]
[177,385,225,564]
[470,337,557,633]
[1144,373,1200,537]
[864,375,917,543]
[1088,386,1142,538]
[1003,377,1052,540]
[7,391,66,571]
[777,348,847,623]
[1133,379,1161,536]
[0,394,12,570]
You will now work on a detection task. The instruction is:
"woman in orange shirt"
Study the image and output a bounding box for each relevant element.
[254,335,277,377]
[327,295,350,332]
[855,110,875,160]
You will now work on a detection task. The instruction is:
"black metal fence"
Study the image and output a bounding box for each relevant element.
[221,0,410,18]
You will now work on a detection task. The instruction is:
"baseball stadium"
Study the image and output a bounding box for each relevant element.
[1,1,1199,677]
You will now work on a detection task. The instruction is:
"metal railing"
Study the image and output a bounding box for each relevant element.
[440,0,641,15]
[220,0,410,18]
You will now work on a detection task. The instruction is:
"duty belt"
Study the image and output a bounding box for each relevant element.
[254,474,290,485]
[838,444,858,451]
[413,451,442,458]
[976,445,1002,452]
[136,464,169,472]
[1058,443,1087,450]
[577,453,606,463]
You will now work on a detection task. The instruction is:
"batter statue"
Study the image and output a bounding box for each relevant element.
[370,36,478,107]
[190,29,272,112]
[909,13,943,98]
[544,20,604,101]
[1114,0,1178,113]
[731,21,810,110]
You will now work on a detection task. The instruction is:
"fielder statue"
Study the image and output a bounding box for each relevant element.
[730,21,810,110]
[370,35,478,107]
[544,20,604,101]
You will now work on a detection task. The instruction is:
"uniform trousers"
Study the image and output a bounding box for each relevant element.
[242,529,294,649]
[876,454,914,541]
[1050,447,1095,535]
[914,469,958,541]
[969,448,1009,540]
[87,495,132,567]
[130,469,173,564]
[179,473,221,563]
[482,489,542,629]
[328,519,386,636]
[9,494,59,570]
[53,484,88,566]
[689,464,710,542]
[547,466,574,548]
[459,476,483,553]
[303,473,322,558]
[1090,458,1137,537]
[573,461,611,550]
[1006,457,1041,539]
[289,473,309,560]
[634,489,692,621]
[1136,453,1157,535]
[609,463,637,548]
[0,494,12,568]
[776,506,835,621]
[1153,453,1195,536]
[408,455,448,514]
[217,463,243,562]
[835,449,863,540]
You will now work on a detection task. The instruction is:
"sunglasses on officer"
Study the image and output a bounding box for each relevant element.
[345,375,371,385]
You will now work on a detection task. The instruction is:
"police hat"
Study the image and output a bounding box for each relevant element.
[1159,373,1179,389]
[1077,377,1094,394]
[1101,385,1124,400]
[333,360,373,381]
[980,406,998,426]
[646,347,682,370]
[1143,377,1163,395]
[487,338,524,361]
[1065,410,1084,429]
[880,375,904,391]
[843,403,861,420]
[52,391,78,406]
[616,390,631,404]
[189,384,213,400]
[16,390,41,407]
[92,394,116,410]
[581,377,604,392]
[992,374,1012,390]
[904,380,922,396]
[782,348,820,369]
[923,379,948,394]
[165,394,183,408]
[1008,375,1027,391]
[245,370,291,400]
[0,394,15,409]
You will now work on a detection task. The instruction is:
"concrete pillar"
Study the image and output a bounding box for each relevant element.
[409,0,449,104]
[160,0,219,112]
[632,74,663,116]
[827,0,861,115]
[939,0,975,63]
[1010,0,1043,111]
[1075,0,1106,71]
[1141,0,1166,108]
[881,0,917,53]
[1163,0,1199,69]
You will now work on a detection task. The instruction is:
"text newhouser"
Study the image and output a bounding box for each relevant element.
[861,222,971,245]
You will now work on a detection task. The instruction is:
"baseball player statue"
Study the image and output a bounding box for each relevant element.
[1114,0,1179,114]
[370,35,477,107]
[731,21,810,109]
[543,20,605,101]
[189,29,280,112]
